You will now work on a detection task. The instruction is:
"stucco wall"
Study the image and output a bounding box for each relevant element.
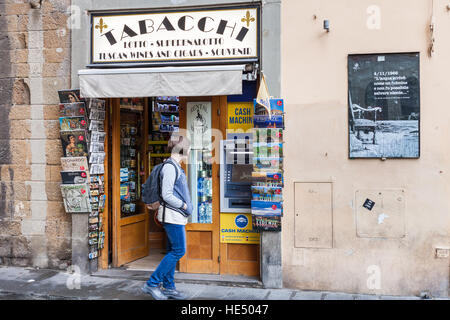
[282,0,449,297]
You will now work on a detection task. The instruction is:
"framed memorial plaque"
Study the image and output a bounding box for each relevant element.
[348,53,420,159]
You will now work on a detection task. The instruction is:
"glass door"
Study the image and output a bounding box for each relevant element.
[187,101,213,224]
[179,97,223,274]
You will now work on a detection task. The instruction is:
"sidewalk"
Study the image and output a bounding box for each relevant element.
[0,266,445,300]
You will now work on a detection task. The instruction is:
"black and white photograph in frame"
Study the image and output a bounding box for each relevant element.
[348,52,420,159]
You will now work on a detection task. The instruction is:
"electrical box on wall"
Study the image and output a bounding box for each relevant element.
[355,189,406,238]
[294,182,333,249]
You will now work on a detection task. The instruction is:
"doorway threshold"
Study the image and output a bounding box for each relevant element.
[91,268,263,289]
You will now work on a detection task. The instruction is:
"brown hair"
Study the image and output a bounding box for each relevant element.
[168,134,184,155]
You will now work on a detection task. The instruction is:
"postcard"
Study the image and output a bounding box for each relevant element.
[120,183,130,201]
[59,102,87,117]
[89,120,105,132]
[88,251,98,260]
[251,200,283,216]
[253,157,283,171]
[253,128,283,144]
[60,130,89,157]
[89,164,104,175]
[89,109,106,121]
[61,156,88,172]
[87,98,106,111]
[91,131,106,143]
[252,215,281,232]
[90,142,105,153]
[89,217,98,224]
[253,98,284,116]
[59,116,88,131]
[251,186,283,202]
[253,115,284,129]
[120,168,129,182]
[60,171,88,184]
[58,89,84,103]
[253,142,283,158]
[60,184,91,213]
[252,172,283,187]
[89,152,105,164]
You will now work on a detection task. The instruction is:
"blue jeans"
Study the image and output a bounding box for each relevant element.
[147,223,186,290]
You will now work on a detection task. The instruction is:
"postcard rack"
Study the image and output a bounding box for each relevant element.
[251,99,285,232]
[58,90,106,261]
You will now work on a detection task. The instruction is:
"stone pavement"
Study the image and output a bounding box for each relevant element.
[0,266,446,300]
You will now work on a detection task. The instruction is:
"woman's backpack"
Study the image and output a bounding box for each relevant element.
[142,159,178,211]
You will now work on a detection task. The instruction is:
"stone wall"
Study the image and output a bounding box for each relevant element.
[0,0,71,269]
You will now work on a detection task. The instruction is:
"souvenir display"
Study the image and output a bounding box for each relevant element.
[85,98,107,258]
[153,97,180,133]
[251,99,285,232]
[149,97,180,173]
[119,99,147,219]
[58,90,107,261]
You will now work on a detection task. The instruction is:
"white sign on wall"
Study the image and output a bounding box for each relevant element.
[90,6,260,65]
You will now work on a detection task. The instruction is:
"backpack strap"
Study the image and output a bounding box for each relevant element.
[162,202,166,224]
[158,159,179,224]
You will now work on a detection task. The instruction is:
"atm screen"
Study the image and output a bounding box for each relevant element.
[231,164,253,183]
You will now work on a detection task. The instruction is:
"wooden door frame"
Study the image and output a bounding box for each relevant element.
[111,98,150,267]
[111,98,121,267]
[99,98,111,269]
[178,96,226,274]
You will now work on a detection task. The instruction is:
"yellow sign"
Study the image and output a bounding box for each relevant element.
[227,102,254,132]
[220,213,260,244]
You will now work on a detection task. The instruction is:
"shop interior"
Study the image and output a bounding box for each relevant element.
[104,87,260,277]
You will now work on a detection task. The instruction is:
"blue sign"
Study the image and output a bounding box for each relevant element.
[235,215,249,229]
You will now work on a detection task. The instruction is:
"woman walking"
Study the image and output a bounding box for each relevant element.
[142,135,193,300]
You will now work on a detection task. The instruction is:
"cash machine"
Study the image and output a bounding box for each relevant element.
[220,132,253,213]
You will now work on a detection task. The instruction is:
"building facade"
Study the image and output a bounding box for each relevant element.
[0,0,448,297]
